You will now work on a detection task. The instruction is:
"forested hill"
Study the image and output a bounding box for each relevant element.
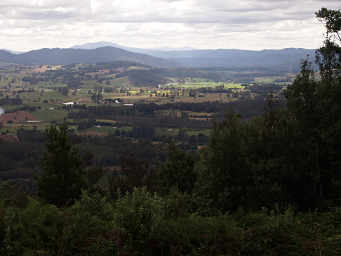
[144,48,316,72]
[72,42,316,72]
[0,50,13,60]
[0,47,176,68]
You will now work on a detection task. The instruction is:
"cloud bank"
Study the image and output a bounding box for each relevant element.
[0,0,339,51]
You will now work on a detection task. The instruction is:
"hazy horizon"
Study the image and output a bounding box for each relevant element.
[2,41,318,54]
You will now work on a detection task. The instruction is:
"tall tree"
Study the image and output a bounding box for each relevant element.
[36,124,86,206]
[157,143,197,194]
[316,8,341,81]
[285,8,341,206]
[196,8,341,212]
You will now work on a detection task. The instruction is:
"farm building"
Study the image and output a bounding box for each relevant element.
[63,102,74,107]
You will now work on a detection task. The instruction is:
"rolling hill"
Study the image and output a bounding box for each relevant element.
[0,47,176,68]
[141,48,316,72]
[0,50,14,60]
[71,42,316,72]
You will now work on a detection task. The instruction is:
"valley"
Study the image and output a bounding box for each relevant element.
[0,61,289,135]
[0,59,289,179]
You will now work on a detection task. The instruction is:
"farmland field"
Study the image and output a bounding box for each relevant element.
[166,81,243,89]
[0,62,290,143]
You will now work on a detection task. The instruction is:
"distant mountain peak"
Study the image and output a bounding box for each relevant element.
[71,41,123,50]
[71,42,196,52]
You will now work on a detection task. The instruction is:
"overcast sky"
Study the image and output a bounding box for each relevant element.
[0,0,339,51]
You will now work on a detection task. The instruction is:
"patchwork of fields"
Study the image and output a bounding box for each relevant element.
[0,63,289,142]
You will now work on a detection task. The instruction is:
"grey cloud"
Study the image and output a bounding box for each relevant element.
[0,0,336,24]
[20,10,78,20]
[2,7,80,20]
[0,0,337,51]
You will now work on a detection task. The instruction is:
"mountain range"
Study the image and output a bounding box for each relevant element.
[0,42,316,72]
[152,48,315,72]
[0,47,174,67]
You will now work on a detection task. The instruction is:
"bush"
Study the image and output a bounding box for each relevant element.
[3,198,63,256]
[63,191,116,256]
[152,214,242,256]
[113,187,165,254]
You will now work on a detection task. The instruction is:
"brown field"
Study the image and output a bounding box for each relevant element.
[0,134,19,143]
[0,111,36,124]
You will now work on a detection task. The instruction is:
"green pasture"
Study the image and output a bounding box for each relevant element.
[186,129,211,137]
[0,122,51,135]
[96,119,117,124]
[155,128,179,137]
[32,82,67,88]
[109,77,132,88]
[254,76,292,85]
[32,109,68,122]
[84,125,132,135]
[167,81,242,89]
[20,90,67,103]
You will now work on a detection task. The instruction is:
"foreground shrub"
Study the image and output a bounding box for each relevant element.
[113,187,165,254]
[151,214,242,256]
[63,191,116,256]
[3,198,63,256]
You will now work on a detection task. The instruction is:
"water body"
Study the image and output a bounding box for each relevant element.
[0,107,4,116]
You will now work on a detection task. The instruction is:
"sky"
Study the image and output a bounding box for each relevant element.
[0,0,339,52]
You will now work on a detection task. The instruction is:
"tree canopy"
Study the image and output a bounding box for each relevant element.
[36,124,86,206]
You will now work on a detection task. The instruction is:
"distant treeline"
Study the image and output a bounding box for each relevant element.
[136,97,271,119]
